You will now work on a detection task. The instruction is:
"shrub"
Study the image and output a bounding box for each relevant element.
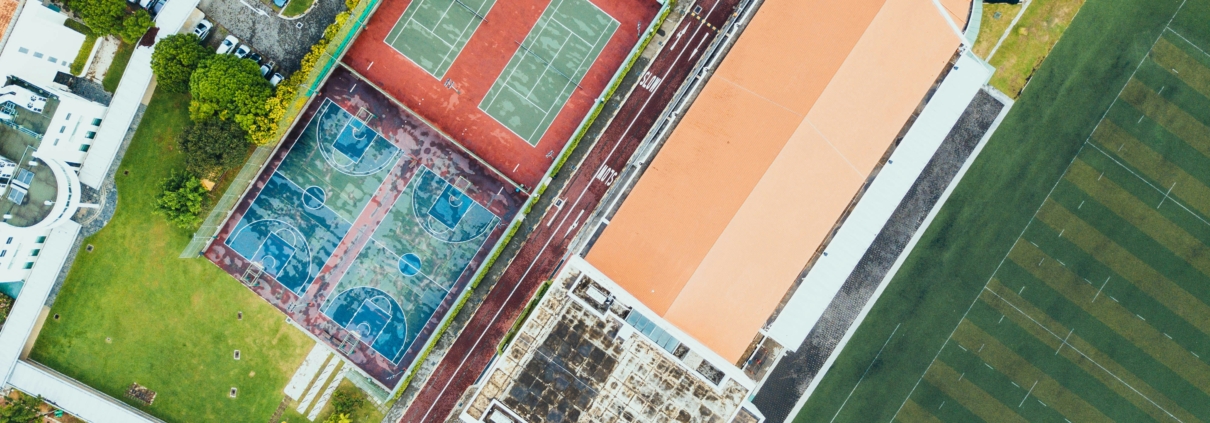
[152,34,214,93]
[178,119,249,178]
[0,393,42,423]
[153,172,208,229]
[189,55,272,136]
[0,293,12,327]
[69,0,125,36]
[119,9,152,43]
[329,388,364,415]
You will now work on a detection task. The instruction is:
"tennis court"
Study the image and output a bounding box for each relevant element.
[385,0,496,78]
[207,69,524,387]
[479,0,618,145]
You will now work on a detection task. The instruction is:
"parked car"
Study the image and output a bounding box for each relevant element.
[150,0,166,15]
[192,19,213,40]
[217,35,238,55]
[138,0,153,9]
[269,73,283,87]
[247,52,262,65]
[259,63,271,77]
[233,44,251,59]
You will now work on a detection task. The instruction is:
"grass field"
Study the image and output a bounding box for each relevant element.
[971,2,1021,59]
[28,91,314,423]
[983,0,1086,98]
[102,41,135,93]
[795,0,1210,421]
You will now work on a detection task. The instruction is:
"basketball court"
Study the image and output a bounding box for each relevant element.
[207,67,524,388]
[343,0,659,187]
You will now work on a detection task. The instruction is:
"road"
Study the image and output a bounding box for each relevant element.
[399,0,740,420]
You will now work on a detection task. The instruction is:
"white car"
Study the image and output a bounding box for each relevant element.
[269,73,283,87]
[193,19,213,40]
[217,35,238,55]
[233,44,251,59]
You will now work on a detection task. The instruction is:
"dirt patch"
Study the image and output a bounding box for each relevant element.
[85,36,121,83]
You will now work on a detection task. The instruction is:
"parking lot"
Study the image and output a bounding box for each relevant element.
[196,0,345,73]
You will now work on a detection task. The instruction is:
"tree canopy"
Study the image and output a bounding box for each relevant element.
[119,9,153,43]
[0,393,41,423]
[189,55,272,135]
[152,34,213,93]
[153,172,208,229]
[70,0,125,35]
[178,119,249,178]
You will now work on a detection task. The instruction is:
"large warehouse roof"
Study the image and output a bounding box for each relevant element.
[586,0,971,361]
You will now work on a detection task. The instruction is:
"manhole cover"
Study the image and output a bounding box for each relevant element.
[296,22,304,29]
[993,11,1003,19]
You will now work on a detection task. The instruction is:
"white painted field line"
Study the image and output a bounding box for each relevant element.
[1018,380,1038,408]
[890,10,1183,416]
[829,324,900,423]
[985,288,1184,422]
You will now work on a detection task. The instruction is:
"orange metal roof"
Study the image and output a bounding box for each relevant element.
[586,0,969,361]
[0,0,17,44]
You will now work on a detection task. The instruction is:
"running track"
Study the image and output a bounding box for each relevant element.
[400,0,740,420]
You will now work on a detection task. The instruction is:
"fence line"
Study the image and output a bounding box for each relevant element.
[179,0,380,258]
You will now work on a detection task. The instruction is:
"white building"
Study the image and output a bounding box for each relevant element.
[0,0,196,421]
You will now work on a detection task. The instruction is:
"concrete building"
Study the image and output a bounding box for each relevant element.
[0,0,199,421]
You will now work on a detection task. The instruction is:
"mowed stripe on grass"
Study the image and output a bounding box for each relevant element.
[1007,236,1210,396]
[982,282,1203,423]
[924,361,1029,423]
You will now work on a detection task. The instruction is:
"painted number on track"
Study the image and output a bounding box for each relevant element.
[639,71,663,92]
[594,165,618,186]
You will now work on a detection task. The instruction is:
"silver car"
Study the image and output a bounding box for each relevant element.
[193,19,213,40]
[233,44,251,59]
[217,35,238,55]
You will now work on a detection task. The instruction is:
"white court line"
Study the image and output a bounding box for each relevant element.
[417,2,723,420]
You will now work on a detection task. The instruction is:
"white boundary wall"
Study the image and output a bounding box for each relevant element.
[765,51,994,349]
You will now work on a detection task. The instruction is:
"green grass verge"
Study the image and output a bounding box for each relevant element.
[281,0,314,18]
[29,91,314,423]
[987,0,1087,97]
[794,0,1189,421]
[497,280,552,354]
[102,41,135,93]
[971,2,1022,59]
[64,20,97,76]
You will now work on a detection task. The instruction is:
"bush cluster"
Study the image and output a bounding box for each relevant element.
[68,0,152,43]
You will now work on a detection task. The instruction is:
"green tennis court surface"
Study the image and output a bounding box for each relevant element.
[479,0,618,145]
[385,0,496,78]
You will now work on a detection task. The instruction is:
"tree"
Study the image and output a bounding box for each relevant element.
[153,172,208,229]
[119,9,153,43]
[179,119,249,178]
[0,393,41,423]
[70,0,126,35]
[189,55,272,136]
[322,414,351,423]
[152,34,214,93]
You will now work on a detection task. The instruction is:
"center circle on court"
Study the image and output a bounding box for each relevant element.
[302,186,326,210]
[398,253,422,277]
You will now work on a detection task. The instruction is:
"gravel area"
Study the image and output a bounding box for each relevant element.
[749,89,1006,423]
[197,0,345,74]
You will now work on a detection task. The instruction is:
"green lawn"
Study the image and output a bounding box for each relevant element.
[102,41,135,93]
[986,0,1087,97]
[28,91,314,423]
[794,0,1203,421]
[281,0,315,18]
[971,2,1021,59]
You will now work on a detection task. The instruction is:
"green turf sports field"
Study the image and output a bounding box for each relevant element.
[795,0,1210,421]
[28,92,314,423]
[478,0,618,145]
[385,0,496,78]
